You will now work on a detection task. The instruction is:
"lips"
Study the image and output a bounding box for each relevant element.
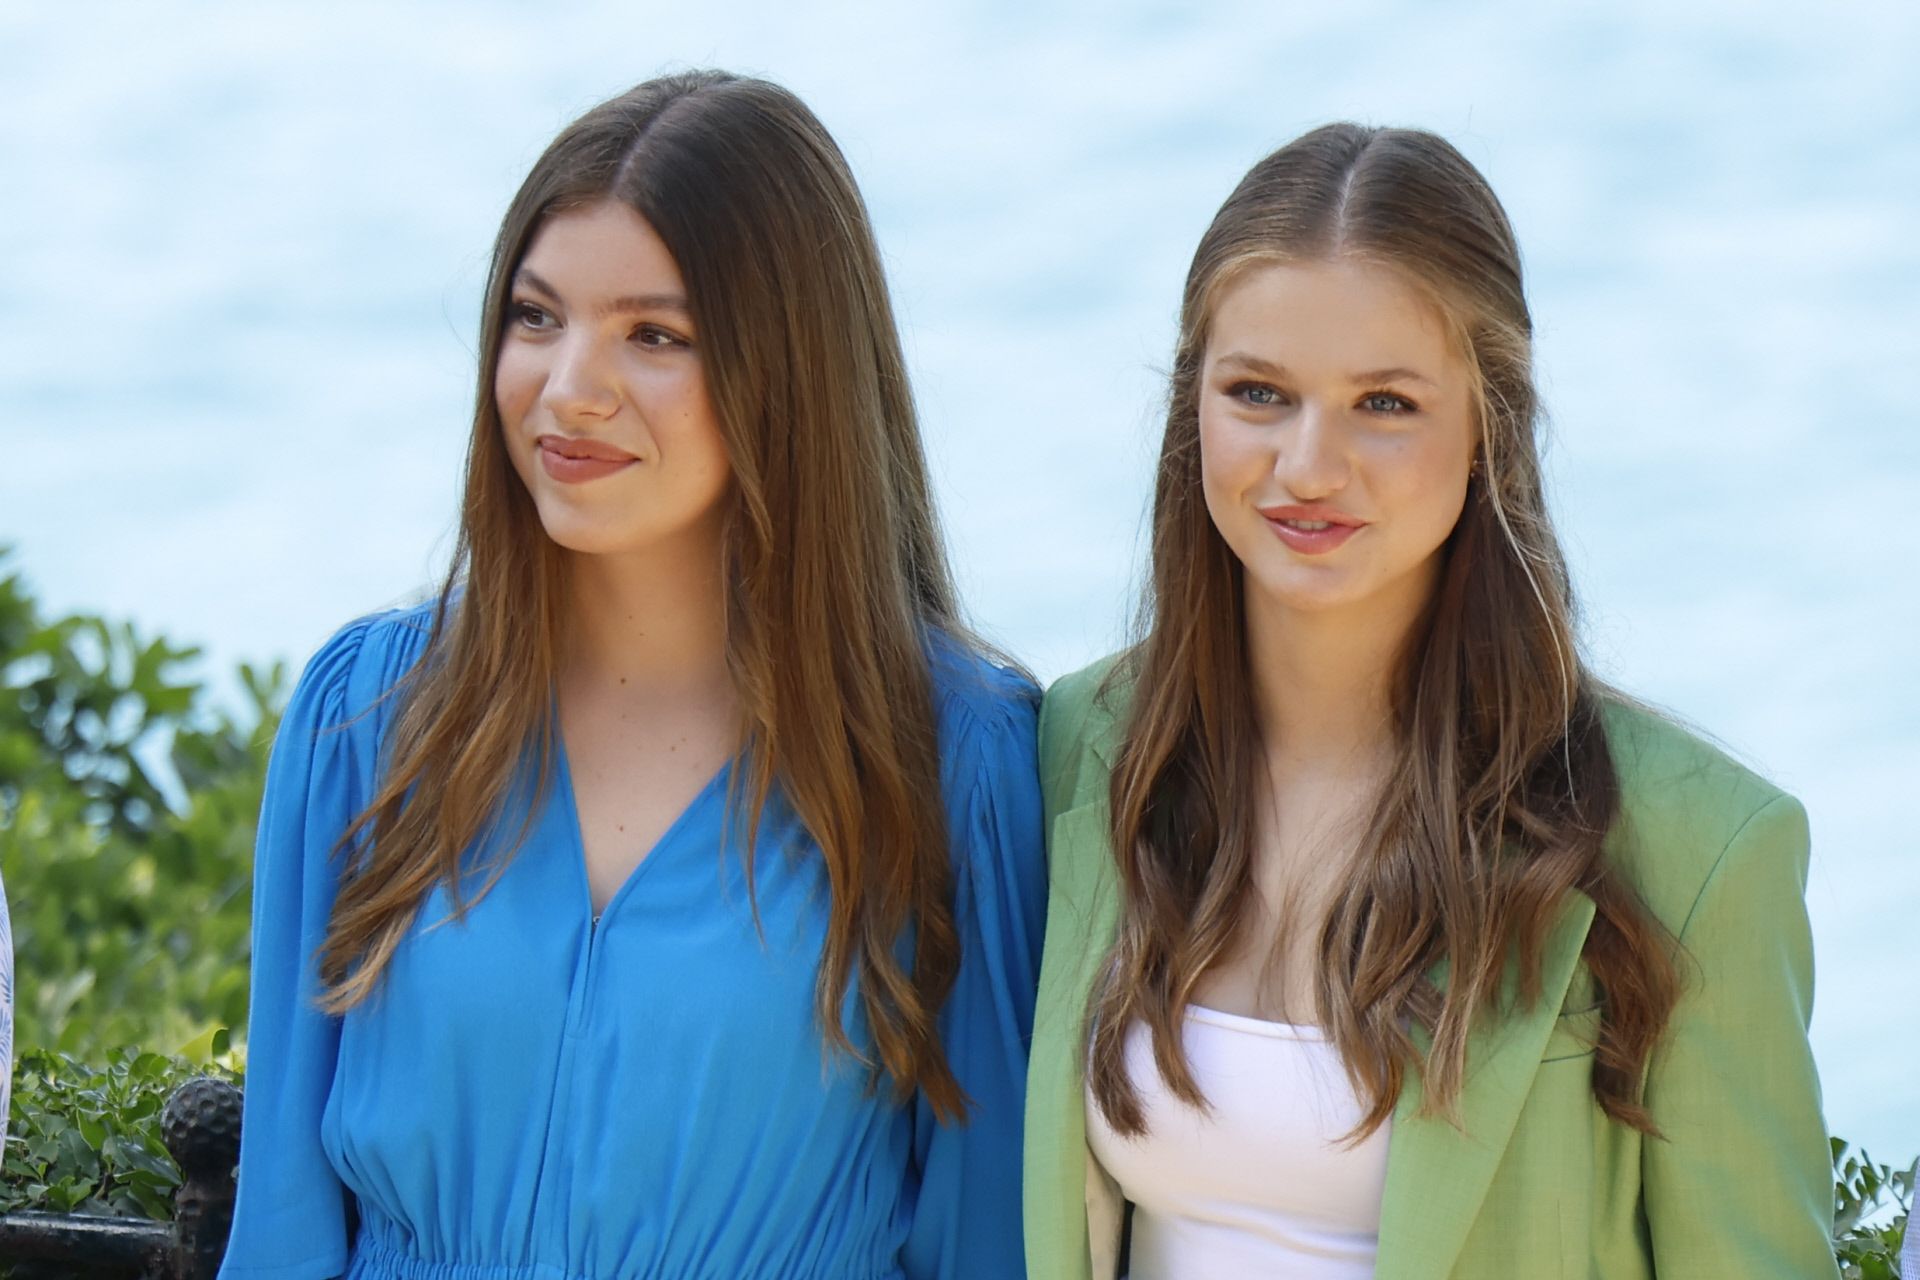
[536,434,638,484]
[1257,503,1366,556]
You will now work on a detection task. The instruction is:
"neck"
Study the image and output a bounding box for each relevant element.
[559,537,733,704]
[1243,563,1437,774]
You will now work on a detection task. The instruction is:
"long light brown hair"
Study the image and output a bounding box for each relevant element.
[1090,123,1679,1139]
[316,71,978,1120]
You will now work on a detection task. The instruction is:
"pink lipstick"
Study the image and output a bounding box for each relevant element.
[537,434,638,484]
[1258,503,1366,555]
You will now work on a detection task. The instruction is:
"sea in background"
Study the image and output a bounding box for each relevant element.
[2,1,1916,1161]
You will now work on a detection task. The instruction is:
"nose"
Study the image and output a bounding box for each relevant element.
[540,331,621,423]
[1274,401,1351,500]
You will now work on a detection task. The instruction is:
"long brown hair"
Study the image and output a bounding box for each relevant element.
[316,71,977,1120]
[1090,123,1679,1140]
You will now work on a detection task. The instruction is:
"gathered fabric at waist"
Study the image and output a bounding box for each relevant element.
[343,1228,909,1280]
[346,1233,587,1280]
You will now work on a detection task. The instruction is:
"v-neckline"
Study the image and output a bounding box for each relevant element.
[553,735,735,927]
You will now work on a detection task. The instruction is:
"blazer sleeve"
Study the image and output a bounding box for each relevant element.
[218,621,377,1280]
[1641,792,1839,1279]
[901,679,1046,1280]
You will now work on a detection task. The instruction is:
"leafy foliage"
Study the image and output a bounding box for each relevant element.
[2,1045,237,1221]
[0,549,285,1059]
[1834,1138,1915,1278]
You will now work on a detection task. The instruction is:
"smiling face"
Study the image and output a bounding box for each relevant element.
[494,199,733,562]
[1198,256,1479,627]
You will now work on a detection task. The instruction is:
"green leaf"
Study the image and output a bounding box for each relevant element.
[5,1044,236,1219]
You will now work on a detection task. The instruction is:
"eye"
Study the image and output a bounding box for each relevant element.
[1360,391,1417,415]
[632,324,691,350]
[508,300,555,331]
[1226,381,1283,407]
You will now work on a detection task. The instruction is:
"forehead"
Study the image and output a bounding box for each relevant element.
[517,199,685,292]
[1205,257,1458,376]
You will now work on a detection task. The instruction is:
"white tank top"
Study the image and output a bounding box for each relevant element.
[1085,1006,1390,1279]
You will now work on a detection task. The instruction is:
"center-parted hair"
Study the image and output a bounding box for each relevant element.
[316,71,977,1121]
[1089,123,1680,1139]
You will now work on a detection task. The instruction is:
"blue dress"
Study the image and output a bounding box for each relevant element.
[217,605,1044,1280]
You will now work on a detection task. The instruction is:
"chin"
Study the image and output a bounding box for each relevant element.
[1240,553,1375,615]
[537,527,614,557]
[1249,577,1367,615]
[532,502,719,563]
[528,506,631,558]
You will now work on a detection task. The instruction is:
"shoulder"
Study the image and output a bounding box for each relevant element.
[1040,654,1123,737]
[1601,696,1807,931]
[923,636,1045,884]
[926,631,1041,761]
[280,599,438,746]
[925,634,1043,822]
[1037,652,1130,815]
[255,601,440,866]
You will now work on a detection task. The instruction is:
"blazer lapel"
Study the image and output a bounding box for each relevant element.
[1373,891,1598,1280]
[1027,798,1124,1280]
[1038,681,1606,1280]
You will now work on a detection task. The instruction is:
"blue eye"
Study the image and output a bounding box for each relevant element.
[1228,381,1281,407]
[1361,392,1416,414]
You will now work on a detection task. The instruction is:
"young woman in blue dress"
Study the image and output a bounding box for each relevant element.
[218,71,1043,1280]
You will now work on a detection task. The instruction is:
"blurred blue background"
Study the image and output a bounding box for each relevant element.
[1,1,1914,1158]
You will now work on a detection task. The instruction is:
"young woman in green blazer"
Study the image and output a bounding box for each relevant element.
[1023,124,1836,1279]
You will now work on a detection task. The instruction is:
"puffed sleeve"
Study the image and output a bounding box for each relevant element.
[901,670,1046,1280]
[219,620,379,1280]
[1641,793,1840,1279]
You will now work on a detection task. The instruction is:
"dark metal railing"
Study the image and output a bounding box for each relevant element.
[0,1076,241,1280]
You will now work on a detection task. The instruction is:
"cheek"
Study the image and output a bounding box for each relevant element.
[650,367,731,487]
[680,373,724,452]
[1372,433,1472,542]
[691,410,734,496]
[493,344,541,430]
[1197,406,1268,508]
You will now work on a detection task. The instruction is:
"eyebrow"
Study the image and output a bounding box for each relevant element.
[1213,351,1437,389]
[513,268,690,318]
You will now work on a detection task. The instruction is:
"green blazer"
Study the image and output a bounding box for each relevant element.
[1022,659,1838,1280]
